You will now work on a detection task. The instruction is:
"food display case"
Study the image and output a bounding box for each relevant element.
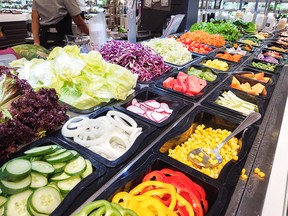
[1,28,288,216]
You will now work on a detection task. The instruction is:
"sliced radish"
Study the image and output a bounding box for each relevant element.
[154,108,165,112]
[145,110,154,120]
[139,104,149,111]
[143,100,161,109]
[160,102,170,109]
[151,111,168,123]
[131,98,138,105]
[163,108,173,114]
[127,105,146,115]
[126,99,173,123]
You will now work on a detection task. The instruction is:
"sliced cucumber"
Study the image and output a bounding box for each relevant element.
[44,149,66,159]
[27,200,48,216]
[30,156,43,162]
[30,172,48,189]
[52,162,66,173]
[46,183,60,192]
[69,150,79,159]
[0,206,3,215]
[0,196,7,207]
[45,151,74,164]
[31,161,55,174]
[1,162,8,172]
[50,172,71,181]
[2,159,31,181]
[30,186,62,215]
[57,176,81,193]
[4,189,32,216]
[81,159,93,178]
[0,175,31,195]
[24,145,57,157]
[64,156,86,176]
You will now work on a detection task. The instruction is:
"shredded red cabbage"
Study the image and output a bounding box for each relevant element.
[100,40,172,82]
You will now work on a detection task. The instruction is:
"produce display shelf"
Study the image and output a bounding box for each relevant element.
[67,41,288,215]
[1,32,288,216]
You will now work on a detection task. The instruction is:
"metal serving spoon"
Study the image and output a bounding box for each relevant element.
[188,112,261,168]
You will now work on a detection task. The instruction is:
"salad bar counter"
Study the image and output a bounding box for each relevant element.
[1,26,288,216]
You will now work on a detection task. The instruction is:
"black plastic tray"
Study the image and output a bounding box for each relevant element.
[262,42,288,54]
[189,44,218,56]
[164,53,202,69]
[239,36,262,47]
[94,153,228,216]
[196,57,238,73]
[202,84,268,121]
[211,50,250,65]
[224,74,273,100]
[0,136,106,216]
[182,64,227,84]
[114,87,188,127]
[58,99,115,115]
[225,42,257,53]
[256,48,288,65]
[236,66,279,85]
[58,107,156,167]
[153,106,258,185]
[153,70,216,102]
[244,58,282,74]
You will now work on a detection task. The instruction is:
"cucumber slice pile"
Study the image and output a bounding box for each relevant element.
[0,144,94,215]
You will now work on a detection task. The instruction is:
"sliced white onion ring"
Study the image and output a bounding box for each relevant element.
[89,145,118,161]
[73,132,110,147]
[106,111,137,133]
[61,111,143,161]
[129,127,142,144]
[61,116,89,137]
[106,133,130,151]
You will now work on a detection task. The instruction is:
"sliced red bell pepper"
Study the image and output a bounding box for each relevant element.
[160,168,209,213]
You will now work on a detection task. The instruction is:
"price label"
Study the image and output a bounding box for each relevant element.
[144,0,152,8]
[153,0,160,2]
[161,0,168,6]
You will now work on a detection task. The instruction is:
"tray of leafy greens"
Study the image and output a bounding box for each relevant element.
[190,19,242,42]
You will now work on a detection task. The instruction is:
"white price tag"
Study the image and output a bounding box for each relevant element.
[153,0,160,2]
[161,0,168,7]
[144,0,152,8]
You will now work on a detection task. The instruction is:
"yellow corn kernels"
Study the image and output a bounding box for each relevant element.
[168,124,240,179]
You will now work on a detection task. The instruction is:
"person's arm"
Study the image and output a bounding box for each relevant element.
[72,14,89,35]
[32,9,41,45]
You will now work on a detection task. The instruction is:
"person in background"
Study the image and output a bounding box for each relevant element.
[77,0,88,19]
[32,0,89,49]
